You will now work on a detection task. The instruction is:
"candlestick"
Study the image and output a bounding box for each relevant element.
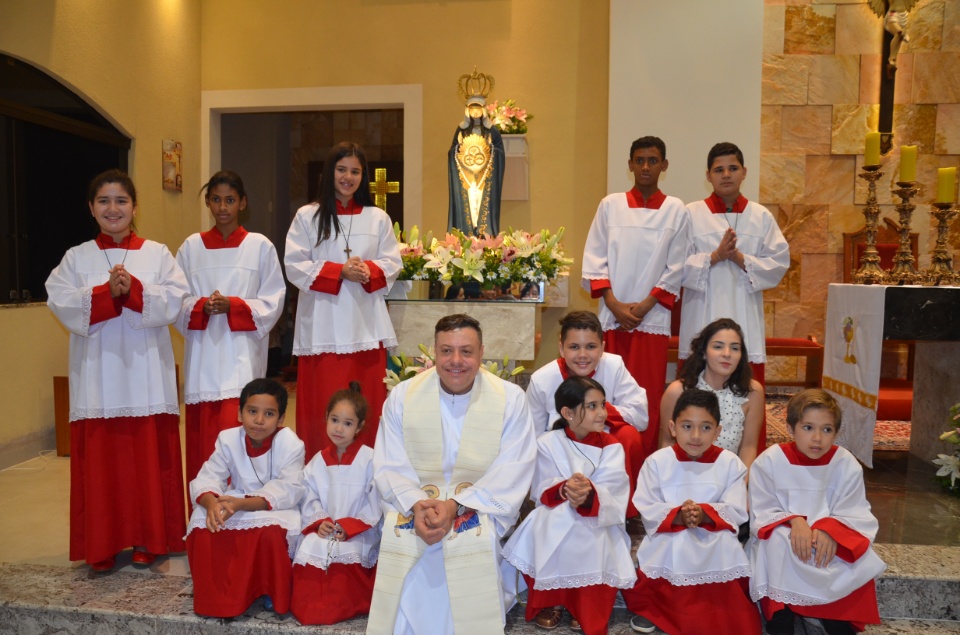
[936,167,957,203]
[886,181,921,285]
[853,166,887,285]
[865,132,881,167]
[899,145,917,182]
[920,202,960,286]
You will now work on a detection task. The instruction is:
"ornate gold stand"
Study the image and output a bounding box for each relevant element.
[854,166,887,284]
[920,202,960,286]
[886,181,921,285]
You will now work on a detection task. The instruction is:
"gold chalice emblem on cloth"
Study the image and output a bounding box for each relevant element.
[842,317,857,364]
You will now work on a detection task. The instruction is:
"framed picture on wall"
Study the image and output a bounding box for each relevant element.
[162,139,182,192]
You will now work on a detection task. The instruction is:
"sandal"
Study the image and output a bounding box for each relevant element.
[570,616,582,631]
[535,606,564,630]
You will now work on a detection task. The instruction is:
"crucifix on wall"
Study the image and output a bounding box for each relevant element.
[869,0,919,155]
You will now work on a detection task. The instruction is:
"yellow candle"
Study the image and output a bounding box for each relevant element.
[936,167,957,203]
[865,132,881,166]
[899,145,917,182]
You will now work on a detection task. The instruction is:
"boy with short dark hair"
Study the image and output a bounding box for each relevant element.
[624,389,760,634]
[187,378,306,617]
[748,389,885,635]
[582,136,689,462]
[679,142,790,451]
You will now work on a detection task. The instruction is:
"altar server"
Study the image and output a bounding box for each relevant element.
[748,389,885,635]
[582,136,689,461]
[679,141,790,449]
[624,389,760,635]
[46,169,189,572]
[526,310,647,515]
[187,378,305,617]
[176,170,285,482]
[291,382,382,625]
[505,376,636,634]
[284,141,401,460]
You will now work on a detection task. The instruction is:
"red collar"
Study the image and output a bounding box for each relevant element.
[321,439,363,466]
[336,198,363,215]
[556,357,597,380]
[780,442,838,466]
[705,192,748,214]
[626,188,666,210]
[245,428,280,457]
[671,443,722,463]
[95,232,145,250]
[563,426,618,448]
[200,226,248,249]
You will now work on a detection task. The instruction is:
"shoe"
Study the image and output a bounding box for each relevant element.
[89,556,116,572]
[821,619,856,635]
[765,608,795,635]
[131,551,156,567]
[262,595,274,612]
[569,617,581,631]
[630,614,656,633]
[534,606,563,630]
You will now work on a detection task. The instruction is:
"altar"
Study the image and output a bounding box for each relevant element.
[823,283,960,468]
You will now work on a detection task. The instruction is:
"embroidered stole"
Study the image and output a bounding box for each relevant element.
[368,368,506,634]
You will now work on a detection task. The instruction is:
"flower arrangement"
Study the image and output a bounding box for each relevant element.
[384,343,524,391]
[393,224,572,289]
[933,402,960,497]
[486,99,533,135]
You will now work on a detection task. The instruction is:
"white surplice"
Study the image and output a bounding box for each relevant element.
[526,354,649,435]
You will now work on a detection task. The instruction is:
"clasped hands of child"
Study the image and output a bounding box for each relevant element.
[340,256,371,285]
[710,228,746,270]
[671,500,710,528]
[198,493,268,532]
[107,264,132,298]
[789,516,838,568]
[559,472,593,508]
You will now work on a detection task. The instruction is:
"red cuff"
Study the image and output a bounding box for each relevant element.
[302,516,334,536]
[757,514,805,540]
[656,506,687,533]
[540,482,566,508]
[811,518,870,562]
[226,297,257,331]
[650,286,676,310]
[604,403,630,432]
[90,283,122,325]
[310,262,344,295]
[361,261,387,293]
[335,517,373,539]
[575,484,600,518]
[590,279,611,299]
[188,298,210,330]
[699,504,736,532]
[122,276,144,313]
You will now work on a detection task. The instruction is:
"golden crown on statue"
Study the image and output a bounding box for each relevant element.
[457,67,495,103]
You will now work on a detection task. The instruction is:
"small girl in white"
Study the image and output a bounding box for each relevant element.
[291,381,382,625]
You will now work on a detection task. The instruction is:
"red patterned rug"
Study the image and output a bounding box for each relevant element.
[766,396,910,452]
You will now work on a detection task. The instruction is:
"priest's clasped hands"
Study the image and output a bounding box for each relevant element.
[413,498,462,545]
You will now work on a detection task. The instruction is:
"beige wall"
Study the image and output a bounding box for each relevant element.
[199,0,611,367]
[0,0,201,464]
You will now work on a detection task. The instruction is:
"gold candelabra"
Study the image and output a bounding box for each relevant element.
[854,166,887,285]
[886,181,921,285]
[920,202,960,286]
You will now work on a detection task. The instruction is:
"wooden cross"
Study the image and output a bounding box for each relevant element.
[870,0,919,156]
[369,168,400,212]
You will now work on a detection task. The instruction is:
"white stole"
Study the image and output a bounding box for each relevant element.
[368,368,506,634]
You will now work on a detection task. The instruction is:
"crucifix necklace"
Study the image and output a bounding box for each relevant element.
[99,234,131,270]
[337,214,355,258]
[723,208,741,234]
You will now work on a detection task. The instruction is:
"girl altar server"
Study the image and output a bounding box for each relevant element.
[46,169,189,572]
[504,376,636,634]
[659,318,764,470]
[284,142,401,460]
[625,388,760,635]
[187,378,305,617]
[526,310,648,515]
[175,170,285,482]
[748,390,885,635]
[290,382,382,625]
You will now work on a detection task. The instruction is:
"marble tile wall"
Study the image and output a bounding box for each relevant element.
[762,0,960,382]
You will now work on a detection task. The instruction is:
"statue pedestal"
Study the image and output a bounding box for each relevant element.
[387,299,540,360]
